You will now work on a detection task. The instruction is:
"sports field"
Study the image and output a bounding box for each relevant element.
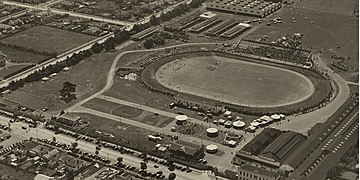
[0,26,96,54]
[155,55,315,107]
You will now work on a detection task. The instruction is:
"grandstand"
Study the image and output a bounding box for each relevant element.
[189,17,222,33]
[206,0,282,17]
[220,23,251,39]
[205,19,239,36]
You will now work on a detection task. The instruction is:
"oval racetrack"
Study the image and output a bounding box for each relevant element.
[155,55,315,108]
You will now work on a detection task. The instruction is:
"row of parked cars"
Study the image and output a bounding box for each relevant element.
[0,140,26,155]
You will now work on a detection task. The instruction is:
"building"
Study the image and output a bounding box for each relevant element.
[169,139,205,161]
[238,165,277,180]
[174,93,223,114]
[130,27,158,41]
[57,112,81,126]
[232,128,306,179]
[206,0,282,17]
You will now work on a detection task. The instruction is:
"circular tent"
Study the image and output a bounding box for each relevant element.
[206,128,219,134]
[271,114,281,121]
[175,115,188,124]
[207,128,219,137]
[279,114,286,119]
[250,122,260,127]
[206,144,218,153]
[233,121,245,128]
[228,140,237,147]
[260,115,273,124]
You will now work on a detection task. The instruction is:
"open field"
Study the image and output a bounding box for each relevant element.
[72,113,165,150]
[0,26,97,53]
[156,55,315,107]
[82,98,174,127]
[244,2,358,80]
[104,78,173,111]
[2,51,118,111]
[0,45,49,64]
[0,64,32,79]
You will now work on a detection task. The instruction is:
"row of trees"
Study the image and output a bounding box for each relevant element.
[0,42,57,58]
[143,30,188,49]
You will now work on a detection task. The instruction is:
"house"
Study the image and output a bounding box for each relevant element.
[43,149,60,161]
[57,112,81,126]
[169,139,204,161]
[28,145,50,158]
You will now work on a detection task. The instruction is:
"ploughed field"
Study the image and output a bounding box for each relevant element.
[155,55,315,107]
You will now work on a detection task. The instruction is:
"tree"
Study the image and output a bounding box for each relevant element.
[59,81,77,103]
[90,42,103,53]
[95,150,99,155]
[143,38,155,49]
[117,157,123,162]
[169,173,176,180]
[149,15,160,25]
[71,142,78,149]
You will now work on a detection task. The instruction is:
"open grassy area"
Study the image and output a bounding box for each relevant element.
[104,78,173,111]
[73,113,164,150]
[2,51,118,111]
[156,55,315,107]
[82,98,174,128]
[1,26,97,53]
[0,45,49,64]
[0,64,32,79]
[244,2,358,80]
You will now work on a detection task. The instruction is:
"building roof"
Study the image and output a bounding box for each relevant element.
[59,112,81,122]
[170,139,203,156]
[239,165,276,178]
[260,132,306,163]
[241,128,283,156]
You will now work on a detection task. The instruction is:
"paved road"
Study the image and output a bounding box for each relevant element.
[0,115,225,180]
[272,53,351,135]
[0,33,114,88]
[288,98,359,179]
[66,42,217,112]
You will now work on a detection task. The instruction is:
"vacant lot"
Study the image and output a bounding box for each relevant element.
[0,45,49,64]
[1,26,96,53]
[82,98,173,127]
[0,64,32,79]
[2,51,118,111]
[156,55,315,107]
[105,78,173,111]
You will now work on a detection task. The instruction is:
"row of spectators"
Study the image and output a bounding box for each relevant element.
[234,45,309,65]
